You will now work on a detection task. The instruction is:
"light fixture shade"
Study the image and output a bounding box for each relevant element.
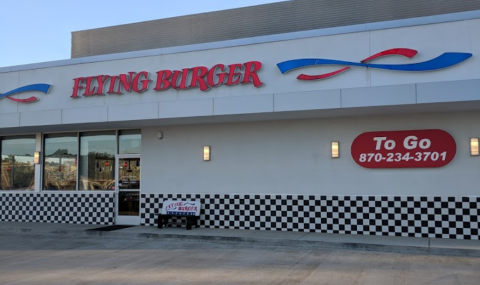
[471,138,479,156]
[204,146,211,161]
[331,142,339,158]
[34,151,41,164]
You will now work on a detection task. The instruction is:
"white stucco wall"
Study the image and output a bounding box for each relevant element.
[1,18,480,132]
[141,111,480,197]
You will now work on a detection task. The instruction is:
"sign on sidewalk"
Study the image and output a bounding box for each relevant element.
[161,200,201,216]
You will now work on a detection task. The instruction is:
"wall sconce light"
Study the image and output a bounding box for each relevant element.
[204,146,211,161]
[471,138,479,156]
[157,131,163,140]
[331,142,339,158]
[34,151,41,164]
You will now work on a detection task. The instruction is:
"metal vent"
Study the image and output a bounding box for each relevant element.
[71,0,480,58]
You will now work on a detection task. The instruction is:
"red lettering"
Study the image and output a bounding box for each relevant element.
[132,71,150,93]
[207,64,226,87]
[225,63,243,85]
[172,69,189,90]
[171,71,182,89]
[179,69,189,90]
[107,76,120,94]
[116,72,135,94]
[154,70,172,91]
[189,66,209,91]
[74,61,264,98]
[242,61,263,87]
[71,77,85,98]
[95,75,110,95]
[83,76,96,96]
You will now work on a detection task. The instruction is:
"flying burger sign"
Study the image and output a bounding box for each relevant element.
[70,61,264,98]
[67,47,472,98]
[1,47,472,104]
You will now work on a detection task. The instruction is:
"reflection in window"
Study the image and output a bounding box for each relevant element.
[43,134,78,190]
[79,131,115,190]
[118,158,140,190]
[1,136,36,190]
[118,191,140,216]
[119,130,141,154]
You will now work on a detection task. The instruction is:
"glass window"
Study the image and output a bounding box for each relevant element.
[119,130,141,154]
[79,131,115,190]
[1,136,36,190]
[43,134,78,190]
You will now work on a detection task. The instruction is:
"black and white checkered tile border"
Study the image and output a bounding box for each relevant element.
[141,194,480,240]
[0,193,115,225]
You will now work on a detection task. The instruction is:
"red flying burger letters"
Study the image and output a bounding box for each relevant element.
[71,61,263,98]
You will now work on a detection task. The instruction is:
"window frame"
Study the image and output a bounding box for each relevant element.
[78,130,117,191]
[42,132,79,191]
[0,135,36,191]
[39,129,140,193]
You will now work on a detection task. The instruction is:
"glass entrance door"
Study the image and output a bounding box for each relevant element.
[115,155,141,225]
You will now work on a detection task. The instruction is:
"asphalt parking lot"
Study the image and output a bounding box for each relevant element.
[0,232,479,285]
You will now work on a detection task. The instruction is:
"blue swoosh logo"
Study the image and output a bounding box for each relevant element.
[277,53,472,74]
[0,84,51,103]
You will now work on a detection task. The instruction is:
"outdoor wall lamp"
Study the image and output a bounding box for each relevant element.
[204,146,211,161]
[34,151,41,164]
[331,142,339,158]
[471,138,479,156]
[157,131,163,140]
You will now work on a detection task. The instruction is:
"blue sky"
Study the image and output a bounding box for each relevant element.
[0,0,286,68]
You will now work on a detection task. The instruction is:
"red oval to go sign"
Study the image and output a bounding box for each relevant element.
[351,129,456,168]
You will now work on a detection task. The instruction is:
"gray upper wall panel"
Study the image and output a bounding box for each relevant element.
[72,0,480,58]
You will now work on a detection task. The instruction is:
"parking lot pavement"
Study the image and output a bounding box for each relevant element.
[0,232,479,285]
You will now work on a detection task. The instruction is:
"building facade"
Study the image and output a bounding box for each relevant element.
[1,1,480,240]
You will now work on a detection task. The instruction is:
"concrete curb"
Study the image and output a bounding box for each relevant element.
[1,224,479,258]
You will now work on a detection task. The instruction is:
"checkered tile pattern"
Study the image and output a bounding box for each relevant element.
[0,193,115,225]
[141,194,480,240]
